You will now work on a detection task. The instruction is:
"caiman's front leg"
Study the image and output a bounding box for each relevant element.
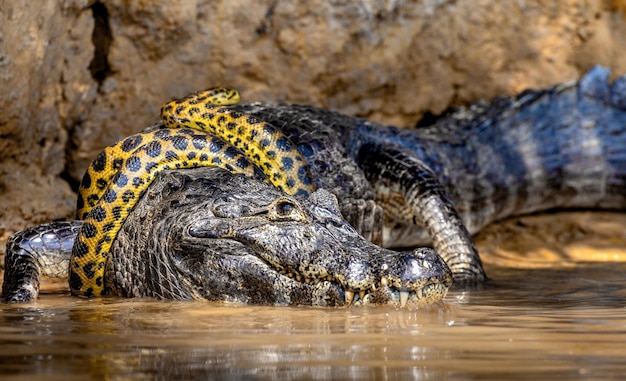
[356,143,486,282]
[2,221,80,302]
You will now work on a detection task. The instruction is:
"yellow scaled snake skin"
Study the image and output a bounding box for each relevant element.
[76,87,243,220]
[70,88,315,296]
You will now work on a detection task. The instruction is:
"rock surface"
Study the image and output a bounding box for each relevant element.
[1,0,626,255]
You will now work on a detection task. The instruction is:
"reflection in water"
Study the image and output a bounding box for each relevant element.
[1,263,626,379]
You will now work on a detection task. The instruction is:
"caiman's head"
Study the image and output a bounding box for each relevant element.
[108,167,452,307]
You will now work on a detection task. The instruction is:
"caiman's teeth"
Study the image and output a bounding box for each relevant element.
[358,290,365,299]
[400,291,409,308]
[380,276,388,287]
[345,290,355,306]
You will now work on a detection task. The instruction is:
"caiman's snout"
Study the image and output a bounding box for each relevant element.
[381,248,453,307]
[339,246,452,308]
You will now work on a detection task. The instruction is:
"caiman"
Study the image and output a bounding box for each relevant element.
[2,66,626,305]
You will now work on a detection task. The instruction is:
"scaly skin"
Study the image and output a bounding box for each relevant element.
[2,222,80,303]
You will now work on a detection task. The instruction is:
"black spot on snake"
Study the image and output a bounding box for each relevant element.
[276,137,292,152]
[82,223,98,239]
[224,147,240,159]
[96,178,108,190]
[121,135,144,152]
[81,172,92,189]
[92,151,107,172]
[102,188,117,203]
[154,129,172,138]
[69,271,84,288]
[102,223,115,233]
[173,137,188,151]
[165,151,179,161]
[121,190,135,203]
[112,206,122,220]
[132,177,144,188]
[281,157,294,170]
[145,161,157,172]
[90,206,107,222]
[126,156,142,172]
[297,143,314,157]
[236,157,250,169]
[113,172,128,187]
[298,166,312,185]
[72,240,89,259]
[263,124,275,135]
[112,158,123,170]
[192,135,207,150]
[83,262,96,279]
[145,141,162,158]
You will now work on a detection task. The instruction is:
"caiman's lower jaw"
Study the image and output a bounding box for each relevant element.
[344,276,449,308]
[276,269,449,308]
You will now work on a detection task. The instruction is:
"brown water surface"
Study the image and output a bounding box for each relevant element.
[1,212,626,380]
[1,263,625,380]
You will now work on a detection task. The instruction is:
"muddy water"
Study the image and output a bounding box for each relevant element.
[1,212,626,380]
[2,264,626,380]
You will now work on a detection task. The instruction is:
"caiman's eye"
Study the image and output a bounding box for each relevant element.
[268,197,308,223]
[275,201,295,217]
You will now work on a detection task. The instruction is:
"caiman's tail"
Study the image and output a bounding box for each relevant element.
[455,66,626,233]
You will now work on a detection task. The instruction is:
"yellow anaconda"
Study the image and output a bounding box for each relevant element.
[76,87,242,220]
[71,88,315,297]
[160,93,313,197]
